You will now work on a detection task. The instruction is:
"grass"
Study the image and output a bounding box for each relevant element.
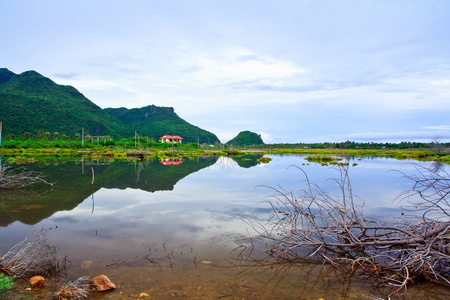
[2,138,450,164]
[257,157,272,163]
[0,274,15,294]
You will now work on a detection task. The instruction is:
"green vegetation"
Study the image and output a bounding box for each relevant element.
[257,156,272,163]
[0,273,15,293]
[0,69,123,137]
[226,130,264,147]
[2,135,450,165]
[0,68,219,143]
[265,148,449,162]
[305,155,343,163]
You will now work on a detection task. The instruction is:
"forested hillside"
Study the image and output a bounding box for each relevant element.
[0,68,219,143]
[226,130,264,146]
[104,105,219,144]
[0,68,124,137]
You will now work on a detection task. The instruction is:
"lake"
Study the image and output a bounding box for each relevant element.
[1,154,449,299]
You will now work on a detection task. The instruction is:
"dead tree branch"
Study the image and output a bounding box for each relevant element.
[0,229,63,277]
[0,160,53,189]
[54,276,92,300]
[234,160,450,296]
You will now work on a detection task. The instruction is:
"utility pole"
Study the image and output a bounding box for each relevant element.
[135,131,137,148]
[82,128,84,146]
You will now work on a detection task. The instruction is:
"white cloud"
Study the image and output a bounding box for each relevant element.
[175,48,305,88]
[424,125,450,131]
[320,130,450,143]
[259,131,273,144]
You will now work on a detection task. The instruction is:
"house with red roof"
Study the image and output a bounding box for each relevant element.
[159,157,184,165]
[159,135,184,144]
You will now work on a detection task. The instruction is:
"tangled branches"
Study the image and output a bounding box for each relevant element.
[54,276,92,300]
[397,162,450,219]
[236,161,450,296]
[0,229,63,277]
[0,160,53,189]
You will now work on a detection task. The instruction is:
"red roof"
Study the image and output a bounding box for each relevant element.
[159,160,184,166]
[160,135,183,139]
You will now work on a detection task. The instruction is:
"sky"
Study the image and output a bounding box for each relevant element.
[1,0,450,144]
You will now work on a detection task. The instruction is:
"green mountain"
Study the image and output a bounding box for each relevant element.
[0,68,219,143]
[0,68,125,137]
[104,106,219,144]
[226,130,264,146]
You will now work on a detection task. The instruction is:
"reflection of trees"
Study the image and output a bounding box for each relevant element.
[0,156,219,226]
[231,154,264,168]
[431,161,445,173]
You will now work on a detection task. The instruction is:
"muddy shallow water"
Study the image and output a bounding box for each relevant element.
[1,155,449,299]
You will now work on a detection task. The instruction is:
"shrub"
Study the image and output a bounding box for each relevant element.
[0,273,15,293]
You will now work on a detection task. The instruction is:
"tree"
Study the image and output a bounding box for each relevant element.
[36,130,46,140]
[432,137,446,155]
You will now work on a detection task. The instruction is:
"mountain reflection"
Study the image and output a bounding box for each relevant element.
[0,154,263,227]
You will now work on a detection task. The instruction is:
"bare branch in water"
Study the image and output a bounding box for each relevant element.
[0,229,63,277]
[54,276,92,300]
[0,160,53,189]
[231,158,450,297]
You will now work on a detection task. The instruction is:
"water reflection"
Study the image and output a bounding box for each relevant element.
[1,156,218,226]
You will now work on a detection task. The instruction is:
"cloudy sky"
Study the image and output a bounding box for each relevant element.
[1,1,450,143]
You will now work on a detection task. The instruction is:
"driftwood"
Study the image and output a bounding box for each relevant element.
[0,160,53,189]
[54,276,92,300]
[0,229,63,277]
[233,160,450,297]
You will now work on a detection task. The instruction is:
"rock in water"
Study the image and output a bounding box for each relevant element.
[29,276,46,288]
[81,260,93,269]
[90,275,116,291]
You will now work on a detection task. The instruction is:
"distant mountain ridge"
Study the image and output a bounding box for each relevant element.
[104,105,218,144]
[0,68,219,143]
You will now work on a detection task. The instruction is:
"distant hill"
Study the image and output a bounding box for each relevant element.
[226,130,264,146]
[104,105,218,144]
[0,68,219,143]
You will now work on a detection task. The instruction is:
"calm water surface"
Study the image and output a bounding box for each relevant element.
[1,154,449,299]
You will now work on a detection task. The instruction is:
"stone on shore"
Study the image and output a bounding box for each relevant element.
[29,276,46,288]
[90,275,116,291]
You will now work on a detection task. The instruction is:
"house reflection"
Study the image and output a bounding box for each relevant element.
[159,157,184,165]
